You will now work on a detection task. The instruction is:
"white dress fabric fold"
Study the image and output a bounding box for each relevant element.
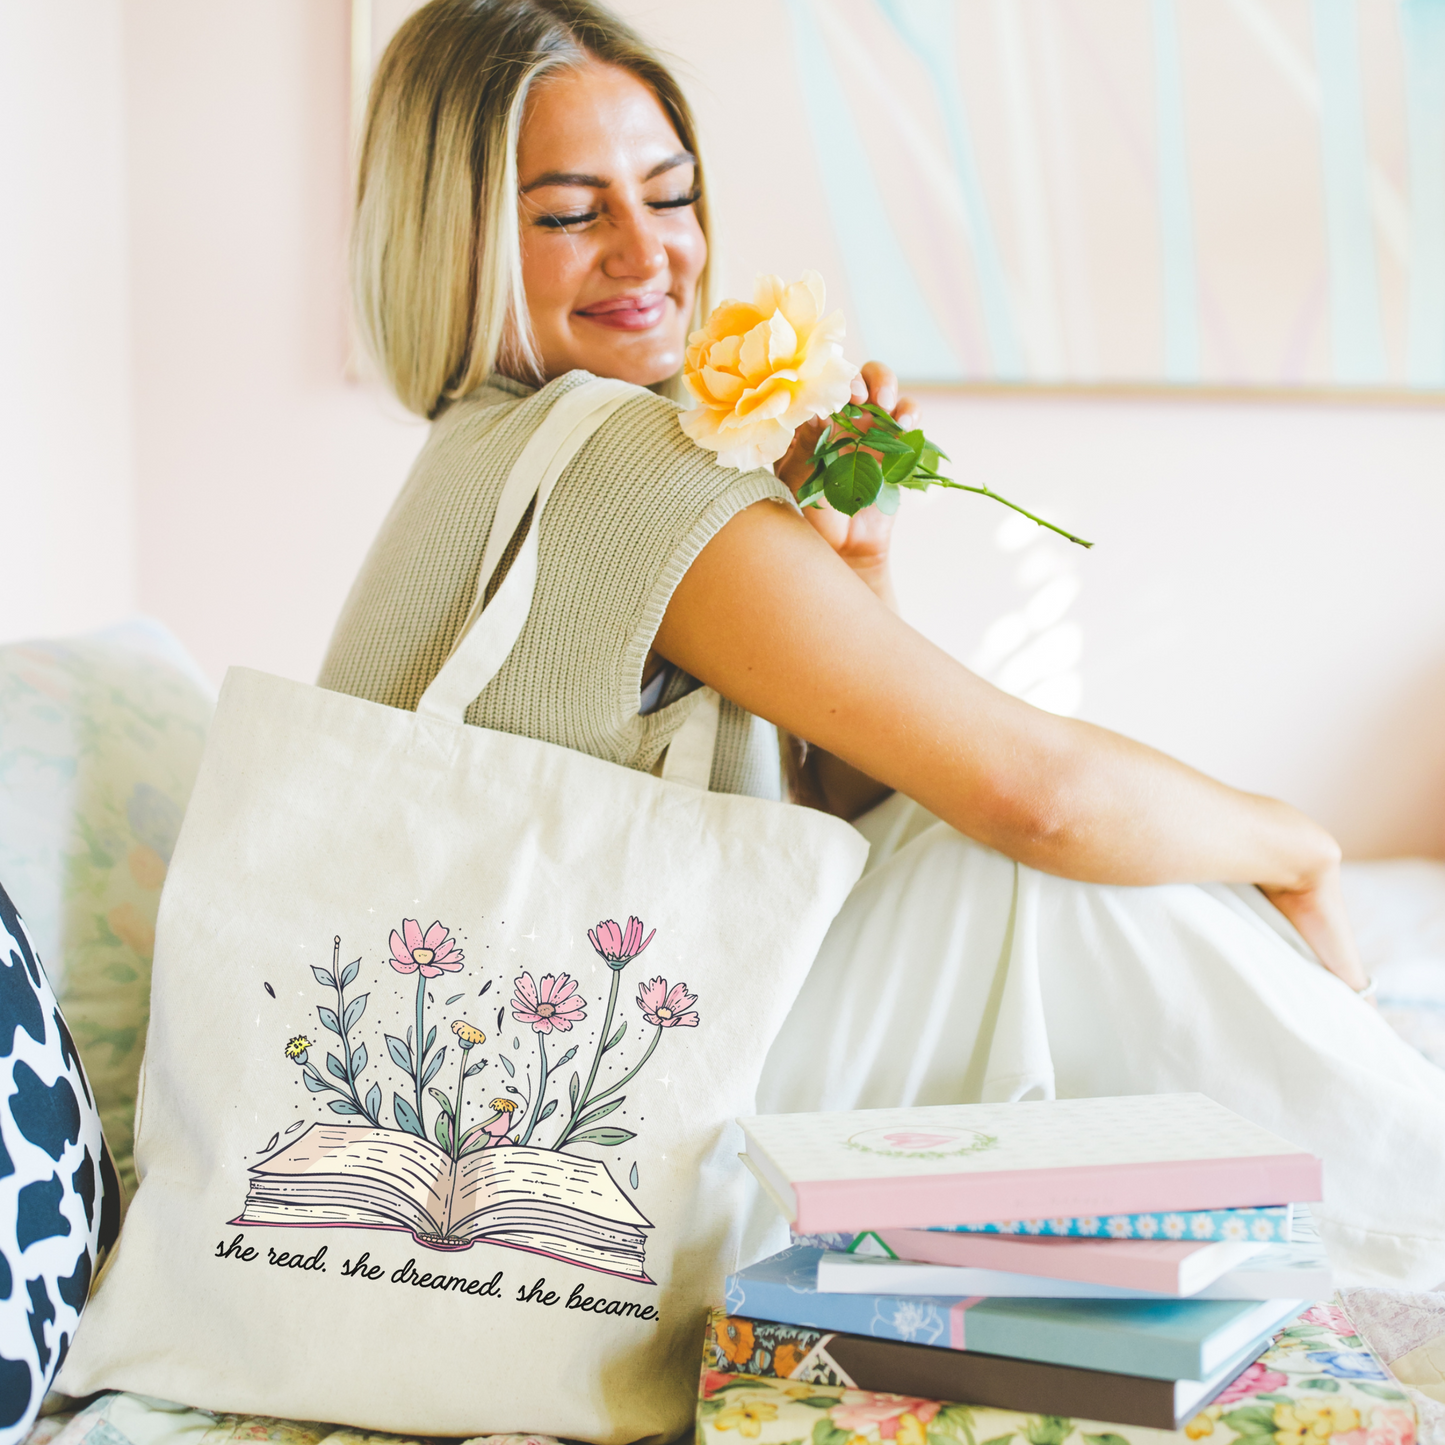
[757,795,1445,1290]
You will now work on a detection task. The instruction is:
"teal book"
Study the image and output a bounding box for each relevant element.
[725,1245,1304,1382]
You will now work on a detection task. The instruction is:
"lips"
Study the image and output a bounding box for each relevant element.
[575,292,668,332]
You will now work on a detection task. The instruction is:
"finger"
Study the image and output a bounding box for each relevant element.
[860,360,899,413]
[850,372,867,405]
[893,395,920,430]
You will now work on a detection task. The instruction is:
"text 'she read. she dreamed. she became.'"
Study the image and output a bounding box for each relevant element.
[213,1230,661,1319]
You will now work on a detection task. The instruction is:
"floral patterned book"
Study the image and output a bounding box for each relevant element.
[698,1301,1416,1445]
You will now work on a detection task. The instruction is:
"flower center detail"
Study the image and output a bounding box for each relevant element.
[411,948,434,965]
[536,1002,555,1017]
[657,1007,673,1020]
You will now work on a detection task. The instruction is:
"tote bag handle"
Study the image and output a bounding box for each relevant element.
[415,377,720,790]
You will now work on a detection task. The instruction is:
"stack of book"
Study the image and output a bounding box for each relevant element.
[718,1093,1333,1430]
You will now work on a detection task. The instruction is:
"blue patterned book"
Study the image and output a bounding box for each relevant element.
[727,1244,1305,1381]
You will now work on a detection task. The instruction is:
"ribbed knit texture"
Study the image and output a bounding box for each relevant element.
[318,370,791,797]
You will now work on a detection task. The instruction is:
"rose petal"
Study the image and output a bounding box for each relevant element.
[766,309,799,368]
[402,919,424,953]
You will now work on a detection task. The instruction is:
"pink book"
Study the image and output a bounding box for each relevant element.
[850,1228,1267,1295]
[738,1094,1323,1234]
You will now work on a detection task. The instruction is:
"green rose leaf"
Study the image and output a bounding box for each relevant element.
[1354,1383,1408,1401]
[823,449,884,515]
[1220,1406,1279,1435]
[1300,1379,1340,1392]
[1024,1416,1072,1445]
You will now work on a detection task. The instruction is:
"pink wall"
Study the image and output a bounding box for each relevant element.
[1,0,1441,858]
[123,0,427,686]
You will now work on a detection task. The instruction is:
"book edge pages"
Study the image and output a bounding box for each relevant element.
[739,1148,798,1224]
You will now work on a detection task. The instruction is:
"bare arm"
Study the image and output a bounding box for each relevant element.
[652,499,1367,989]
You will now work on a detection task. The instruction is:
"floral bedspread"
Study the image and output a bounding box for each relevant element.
[697,1302,1420,1445]
[20,1303,1443,1445]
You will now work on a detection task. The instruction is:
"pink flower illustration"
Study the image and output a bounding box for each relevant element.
[588,915,655,968]
[1213,1361,1288,1407]
[830,1392,942,1438]
[1299,1301,1357,1337]
[388,918,464,977]
[512,971,587,1033]
[637,976,700,1028]
[1338,1408,1416,1445]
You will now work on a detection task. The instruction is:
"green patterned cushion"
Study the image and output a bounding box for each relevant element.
[0,621,213,1196]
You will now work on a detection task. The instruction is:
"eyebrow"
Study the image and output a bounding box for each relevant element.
[519,151,695,194]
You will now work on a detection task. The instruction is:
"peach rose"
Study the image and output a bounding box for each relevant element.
[680,271,859,470]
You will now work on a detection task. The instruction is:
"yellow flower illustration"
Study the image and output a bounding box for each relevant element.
[488,1098,518,1113]
[714,1400,779,1438]
[284,1035,312,1062]
[895,1412,928,1445]
[1272,1401,1362,1445]
[1184,1412,1216,1439]
[451,1020,485,1047]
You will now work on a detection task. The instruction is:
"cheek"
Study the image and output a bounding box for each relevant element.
[520,233,588,321]
[667,215,708,291]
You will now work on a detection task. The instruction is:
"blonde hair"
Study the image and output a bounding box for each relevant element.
[352,0,713,418]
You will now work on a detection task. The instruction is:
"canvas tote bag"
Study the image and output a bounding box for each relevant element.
[60,378,868,1442]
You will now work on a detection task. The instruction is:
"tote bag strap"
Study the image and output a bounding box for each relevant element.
[414,376,720,791]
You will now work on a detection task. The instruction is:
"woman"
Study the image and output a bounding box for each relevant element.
[322,0,1445,1286]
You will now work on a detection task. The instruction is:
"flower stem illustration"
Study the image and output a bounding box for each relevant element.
[289,937,381,1123]
[429,1020,487,1157]
[510,971,585,1146]
[384,918,463,1138]
[556,917,659,1151]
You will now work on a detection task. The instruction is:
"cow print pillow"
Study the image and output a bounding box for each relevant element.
[0,882,120,1445]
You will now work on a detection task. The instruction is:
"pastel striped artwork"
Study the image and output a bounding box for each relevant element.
[783,0,1445,392]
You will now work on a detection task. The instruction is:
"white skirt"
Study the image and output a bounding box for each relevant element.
[754,794,1445,1289]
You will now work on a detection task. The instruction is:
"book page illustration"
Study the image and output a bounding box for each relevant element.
[231,912,698,1281]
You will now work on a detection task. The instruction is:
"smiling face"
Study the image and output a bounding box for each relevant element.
[516,61,707,386]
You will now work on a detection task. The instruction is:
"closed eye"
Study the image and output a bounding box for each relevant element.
[532,189,700,230]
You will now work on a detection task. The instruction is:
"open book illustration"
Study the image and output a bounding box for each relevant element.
[232,1125,654,1282]
[235,912,700,1281]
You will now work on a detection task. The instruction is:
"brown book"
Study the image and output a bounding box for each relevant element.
[704,1313,1261,1430]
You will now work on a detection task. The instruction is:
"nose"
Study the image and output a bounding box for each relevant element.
[602,202,667,281]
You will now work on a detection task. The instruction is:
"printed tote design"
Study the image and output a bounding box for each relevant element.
[60,378,868,1443]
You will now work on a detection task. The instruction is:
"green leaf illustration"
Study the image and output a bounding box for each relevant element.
[569,1072,580,1108]
[302,1071,327,1093]
[1354,1383,1408,1401]
[311,966,336,989]
[445,993,463,1005]
[1300,1379,1340,1392]
[385,1034,413,1074]
[327,1099,360,1115]
[605,1021,626,1051]
[980,1436,1016,1445]
[464,1061,484,1077]
[576,1097,625,1129]
[317,1005,341,1035]
[1220,1407,1278,1436]
[555,1045,578,1069]
[421,1046,447,1088]
[1082,1435,1131,1445]
[812,1420,851,1445]
[351,1041,367,1077]
[428,1087,454,1121]
[393,1093,424,1137]
[325,1052,348,1082]
[364,1083,381,1119]
[343,994,367,1032]
[1023,1417,1071,1445]
[340,958,361,989]
[434,1112,451,1151]
[536,1099,557,1123]
[570,1126,636,1147]
[499,1054,515,1077]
